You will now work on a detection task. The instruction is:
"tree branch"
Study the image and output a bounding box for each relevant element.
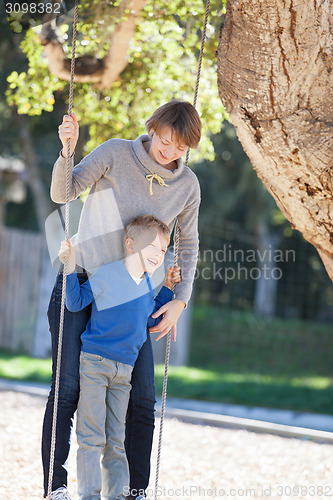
[39,0,146,88]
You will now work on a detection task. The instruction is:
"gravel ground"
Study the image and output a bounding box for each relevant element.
[1,390,333,500]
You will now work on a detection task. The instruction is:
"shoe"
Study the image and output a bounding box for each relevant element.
[126,496,148,500]
[47,487,72,500]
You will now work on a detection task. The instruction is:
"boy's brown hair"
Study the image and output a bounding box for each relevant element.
[145,100,201,149]
[124,215,171,251]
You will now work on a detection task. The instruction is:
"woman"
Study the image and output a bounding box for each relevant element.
[42,100,201,500]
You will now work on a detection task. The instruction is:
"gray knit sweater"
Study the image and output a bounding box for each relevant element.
[50,135,200,305]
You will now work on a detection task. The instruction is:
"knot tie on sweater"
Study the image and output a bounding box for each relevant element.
[145,172,169,196]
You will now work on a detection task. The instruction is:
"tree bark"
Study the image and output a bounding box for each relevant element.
[40,0,146,88]
[217,0,333,280]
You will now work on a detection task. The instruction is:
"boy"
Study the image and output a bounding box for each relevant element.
[58,215,181,500]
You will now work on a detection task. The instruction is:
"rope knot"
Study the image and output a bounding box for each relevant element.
[145,172,169,196]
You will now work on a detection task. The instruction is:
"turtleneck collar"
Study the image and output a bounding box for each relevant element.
[132,135,185,180]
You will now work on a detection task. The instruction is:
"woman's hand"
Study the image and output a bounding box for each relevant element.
[149,299,186,341]
[58,238,76,274]
[59,113,79,157]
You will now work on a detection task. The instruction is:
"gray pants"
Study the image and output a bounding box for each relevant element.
[76,351,133,500]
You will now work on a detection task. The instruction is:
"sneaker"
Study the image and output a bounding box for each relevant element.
[47,487,72,500]
[126,496,148,500]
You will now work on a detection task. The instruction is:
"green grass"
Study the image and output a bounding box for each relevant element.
[1,306,333,414]
[154,365,333,414]
[0,350,52,383]
[190,307,333,378]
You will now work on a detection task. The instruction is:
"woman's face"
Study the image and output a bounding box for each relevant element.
[148,127,188,168]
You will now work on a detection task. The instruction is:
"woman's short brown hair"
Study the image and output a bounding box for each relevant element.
[145,100,201,149]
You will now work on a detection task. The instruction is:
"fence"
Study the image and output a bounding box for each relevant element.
[0,227,44,353]
[194,220,333,322]
[1,220,333,360]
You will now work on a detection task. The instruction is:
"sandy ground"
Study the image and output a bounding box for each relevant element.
[1,390,333,500]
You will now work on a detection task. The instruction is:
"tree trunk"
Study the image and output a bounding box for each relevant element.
[217,0,333,281]
[15,113,52,232]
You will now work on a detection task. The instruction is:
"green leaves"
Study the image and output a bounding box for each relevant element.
[6,0,227,160]
[6,28,63,115]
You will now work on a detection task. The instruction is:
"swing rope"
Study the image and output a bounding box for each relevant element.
[47,0,79,496]
[184,0,211,168]
[47,0,210,496]
[154,1,211,499]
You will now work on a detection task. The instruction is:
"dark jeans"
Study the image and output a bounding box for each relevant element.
[42,272,156,497]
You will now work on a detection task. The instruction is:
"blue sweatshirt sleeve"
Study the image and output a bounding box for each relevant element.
[147,286,174,328]
[66,273,96,312]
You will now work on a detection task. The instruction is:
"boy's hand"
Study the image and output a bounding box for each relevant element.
[164,266,181,290]
[59,113,79,157]
[58,238,76,274]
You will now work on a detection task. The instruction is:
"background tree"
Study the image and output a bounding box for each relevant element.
[196,123,333,320]
[196,123,283,317]
[1,0,226,361]
[6,0,226,161]
[2,0,333,360]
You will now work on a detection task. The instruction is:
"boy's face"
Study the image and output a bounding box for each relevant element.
[131,229,168,275]
[149,126,188,166]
